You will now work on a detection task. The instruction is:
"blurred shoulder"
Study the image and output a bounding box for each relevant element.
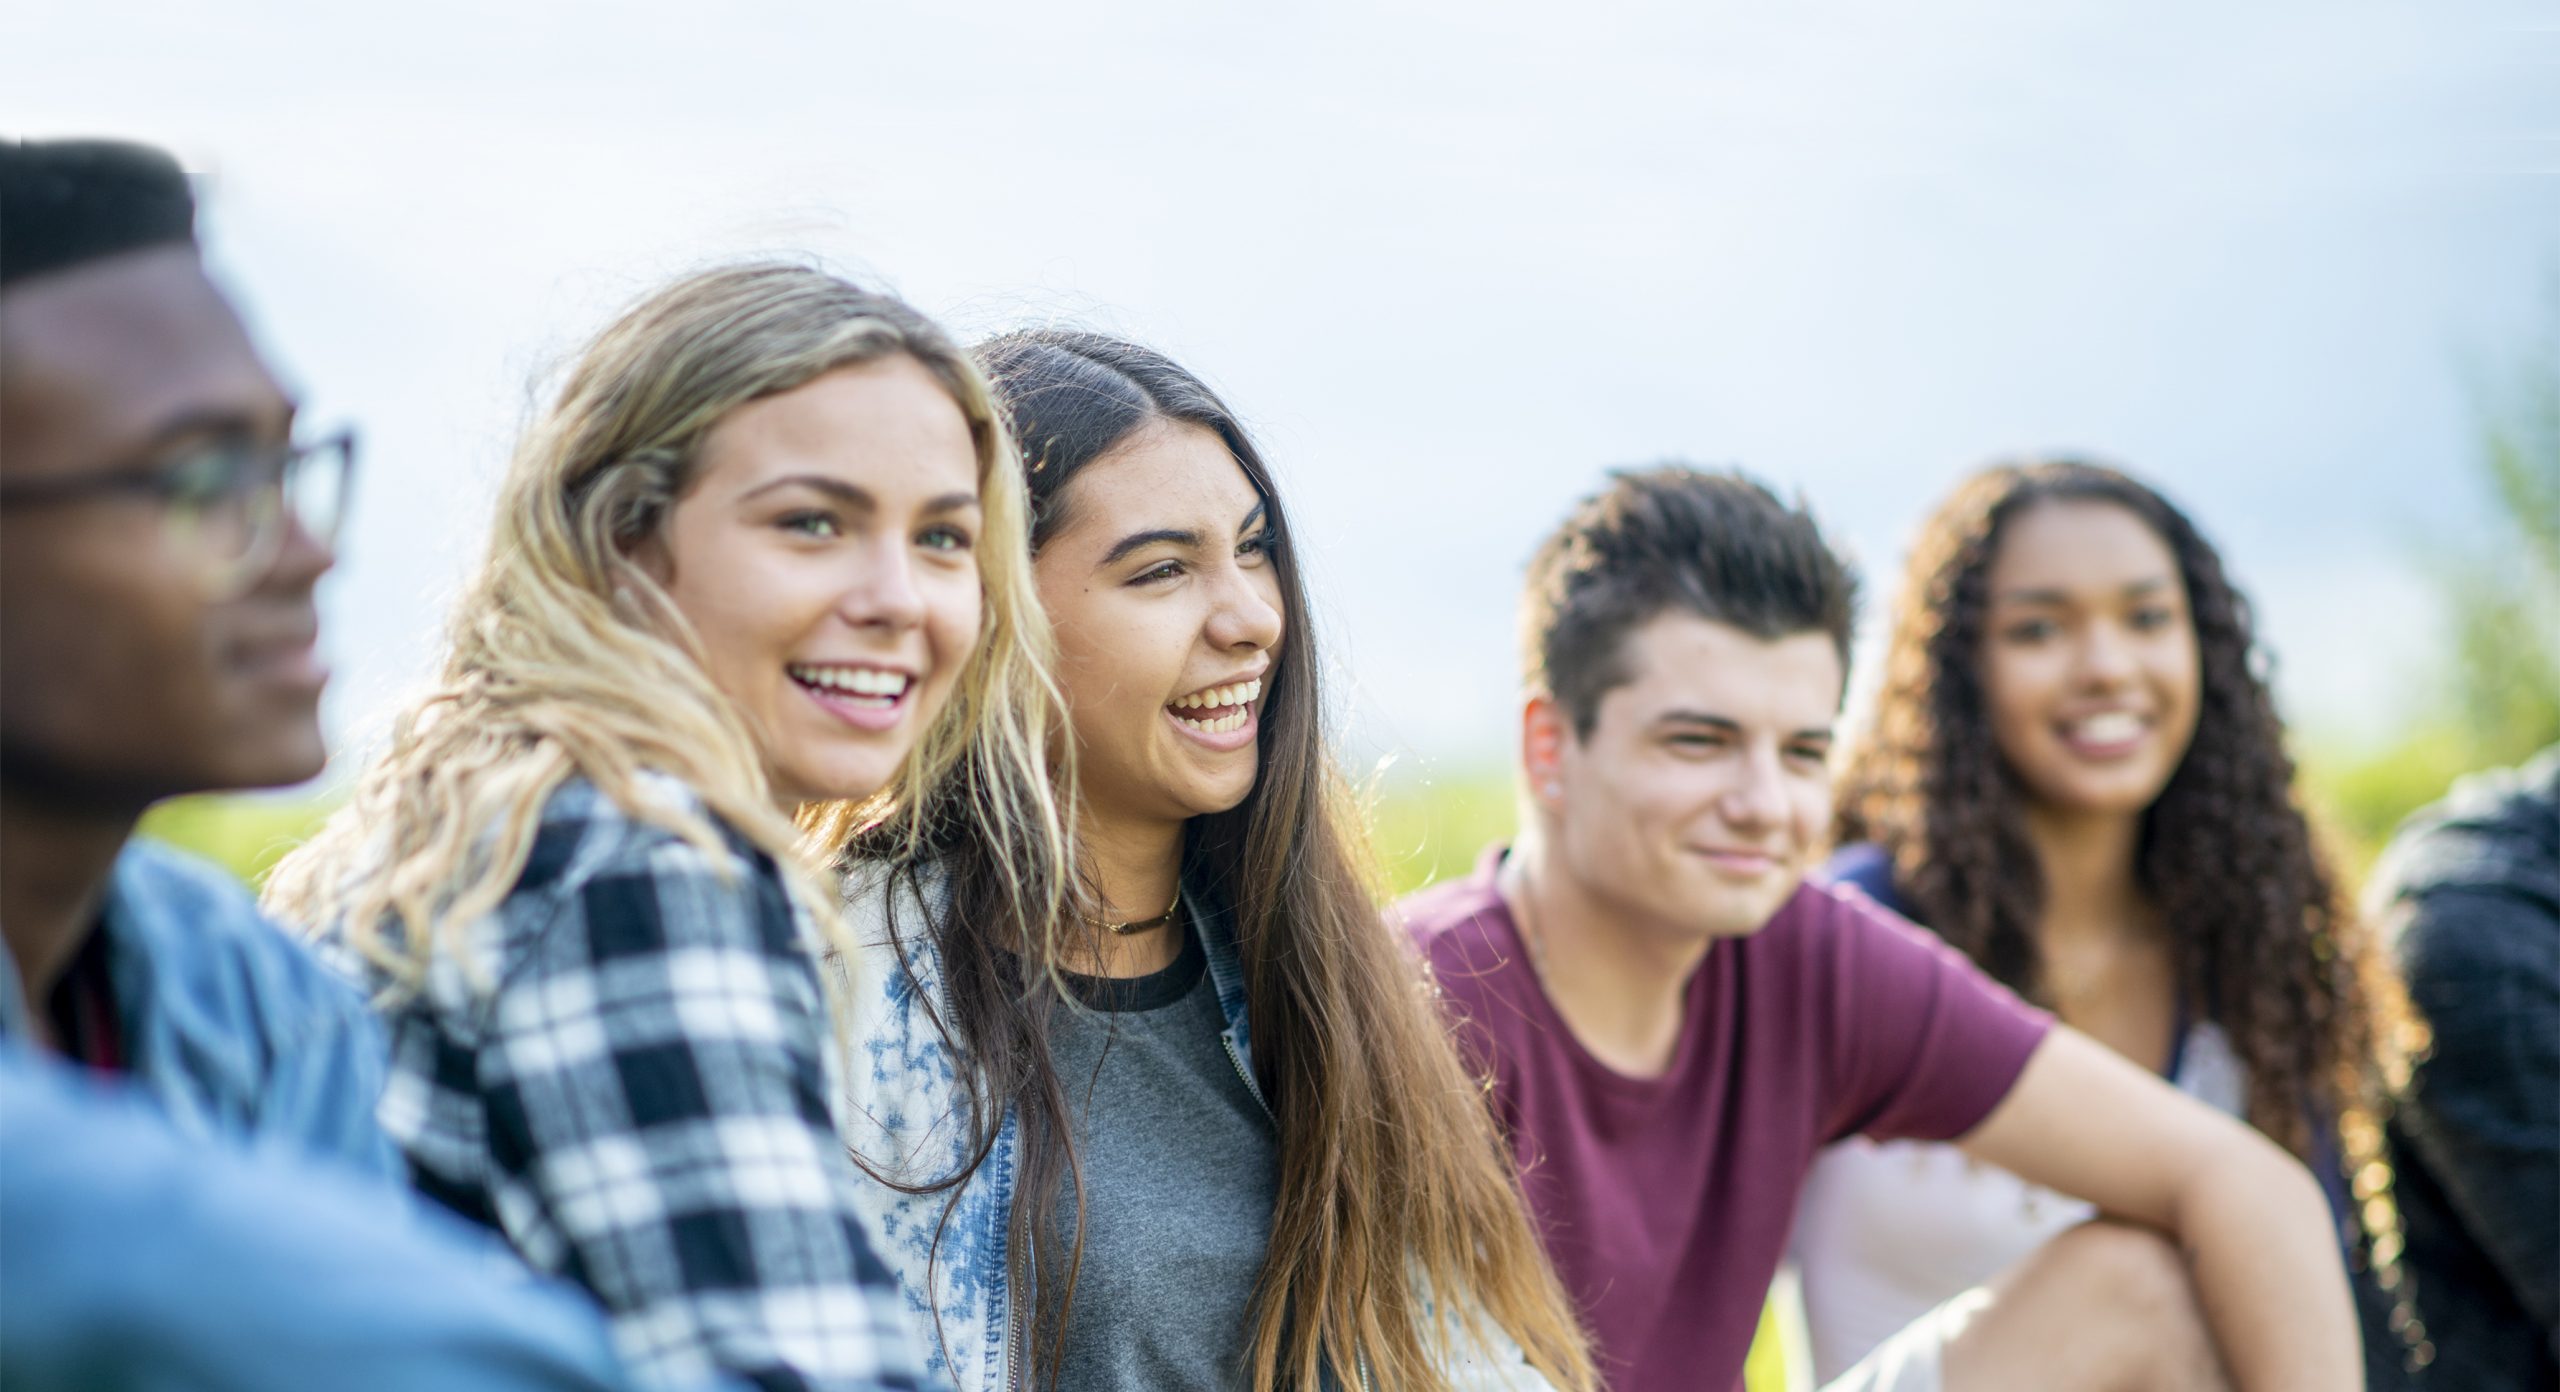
[1395,868,1531,1017]
[112,838,368,1022]
[1747,876,1952,978]
[834,855,951,1005]
[1399,871,1508,963]
[2375,745,2560,921]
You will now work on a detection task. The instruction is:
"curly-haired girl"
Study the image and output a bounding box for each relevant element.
[1799,457,2410,1387]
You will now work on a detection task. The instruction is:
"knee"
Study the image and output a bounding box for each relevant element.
[2043,1221,2223,1387]
[2050,1221,2190,1320]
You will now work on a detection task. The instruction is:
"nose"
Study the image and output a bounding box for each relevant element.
[1203,563,1283,654]
[259,510,336,593]
[1720,743,1789,832]
[836,537,926,632]
[2075,618,2138,688]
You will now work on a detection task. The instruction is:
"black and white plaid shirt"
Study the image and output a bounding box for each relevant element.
[339,775,937,1392]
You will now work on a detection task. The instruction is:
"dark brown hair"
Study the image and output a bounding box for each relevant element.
[1522,464,1859,735]
[1833,455,2406,1245]
[866,330,1595,1392]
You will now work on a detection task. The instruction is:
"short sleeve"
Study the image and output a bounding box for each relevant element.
[476,826,936,1392]
[1811,888,2053,1145]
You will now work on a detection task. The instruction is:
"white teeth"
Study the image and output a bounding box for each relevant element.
[1171,709,1248,734]
[2069,711,2144,744]
[789,664,911,699]
[1171,678,1261,711]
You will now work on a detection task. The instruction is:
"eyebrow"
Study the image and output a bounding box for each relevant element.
[1656,710,1835,742]
[1097,499,1271,569]
[137,404,293,454]
[740,475,980,514]
[1994,576,2175,606]
[1100,527,1200,566]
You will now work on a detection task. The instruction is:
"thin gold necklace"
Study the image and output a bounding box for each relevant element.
[1081,891,1181,937]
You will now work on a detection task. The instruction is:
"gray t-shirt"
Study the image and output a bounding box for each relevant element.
[1045,919,1278,1392]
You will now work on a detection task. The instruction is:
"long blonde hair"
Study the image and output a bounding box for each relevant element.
[268,262,1067,996]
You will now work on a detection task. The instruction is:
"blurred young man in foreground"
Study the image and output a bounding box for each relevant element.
[0,136,660,1392]
[0,136,381,1153]
[1402,465,2361,1392]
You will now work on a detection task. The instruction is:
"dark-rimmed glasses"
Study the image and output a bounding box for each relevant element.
[0,430,356,597]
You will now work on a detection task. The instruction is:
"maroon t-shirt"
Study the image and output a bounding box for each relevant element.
[1402,849,2052,1392]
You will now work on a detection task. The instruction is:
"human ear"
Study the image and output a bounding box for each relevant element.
[1521,694,1570,808]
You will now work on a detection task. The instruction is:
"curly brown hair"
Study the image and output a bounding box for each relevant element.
[1834,457,2407,1227]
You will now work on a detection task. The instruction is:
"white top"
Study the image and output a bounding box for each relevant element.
[1790,1023,2248,1383]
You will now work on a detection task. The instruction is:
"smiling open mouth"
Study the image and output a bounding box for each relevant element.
[788,663,913,710]
[2057,710,2149,755]
[1168,677,1262,735]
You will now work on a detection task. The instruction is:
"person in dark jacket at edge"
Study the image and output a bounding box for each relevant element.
[2368,745,2560,1391]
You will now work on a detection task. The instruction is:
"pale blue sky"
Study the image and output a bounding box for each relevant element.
[10,0,2555,779]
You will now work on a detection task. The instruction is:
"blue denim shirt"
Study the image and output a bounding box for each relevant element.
[834,863,1555,1392]
[0,1041,662,1392]
[0,838,399,1177]
[0,839,732,1391]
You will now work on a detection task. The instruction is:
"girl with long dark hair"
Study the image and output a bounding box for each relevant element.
[1798,457,2409,1387]
[833,331,1595,1392]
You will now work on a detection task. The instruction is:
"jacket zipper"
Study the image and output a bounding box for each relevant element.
[1006,1298,1027,1392]
[1222,1032,1275,1121]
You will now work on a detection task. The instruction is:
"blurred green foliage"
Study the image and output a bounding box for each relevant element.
[1367,762,1518,898]
[2302,285,2560,873]
[136,791,338,890]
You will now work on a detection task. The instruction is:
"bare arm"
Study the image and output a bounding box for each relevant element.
[1957,1026,2359,1392]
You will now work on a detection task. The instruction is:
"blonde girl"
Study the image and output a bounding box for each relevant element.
[269,263,1066,1392]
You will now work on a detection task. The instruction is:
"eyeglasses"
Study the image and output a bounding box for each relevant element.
[0,430,356,597]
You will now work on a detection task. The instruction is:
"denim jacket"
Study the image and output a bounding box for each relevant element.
[834,864,1558,1392]
[0,838,399,1178]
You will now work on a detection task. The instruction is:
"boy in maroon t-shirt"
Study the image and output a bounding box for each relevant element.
[1403,467,2359,1392]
